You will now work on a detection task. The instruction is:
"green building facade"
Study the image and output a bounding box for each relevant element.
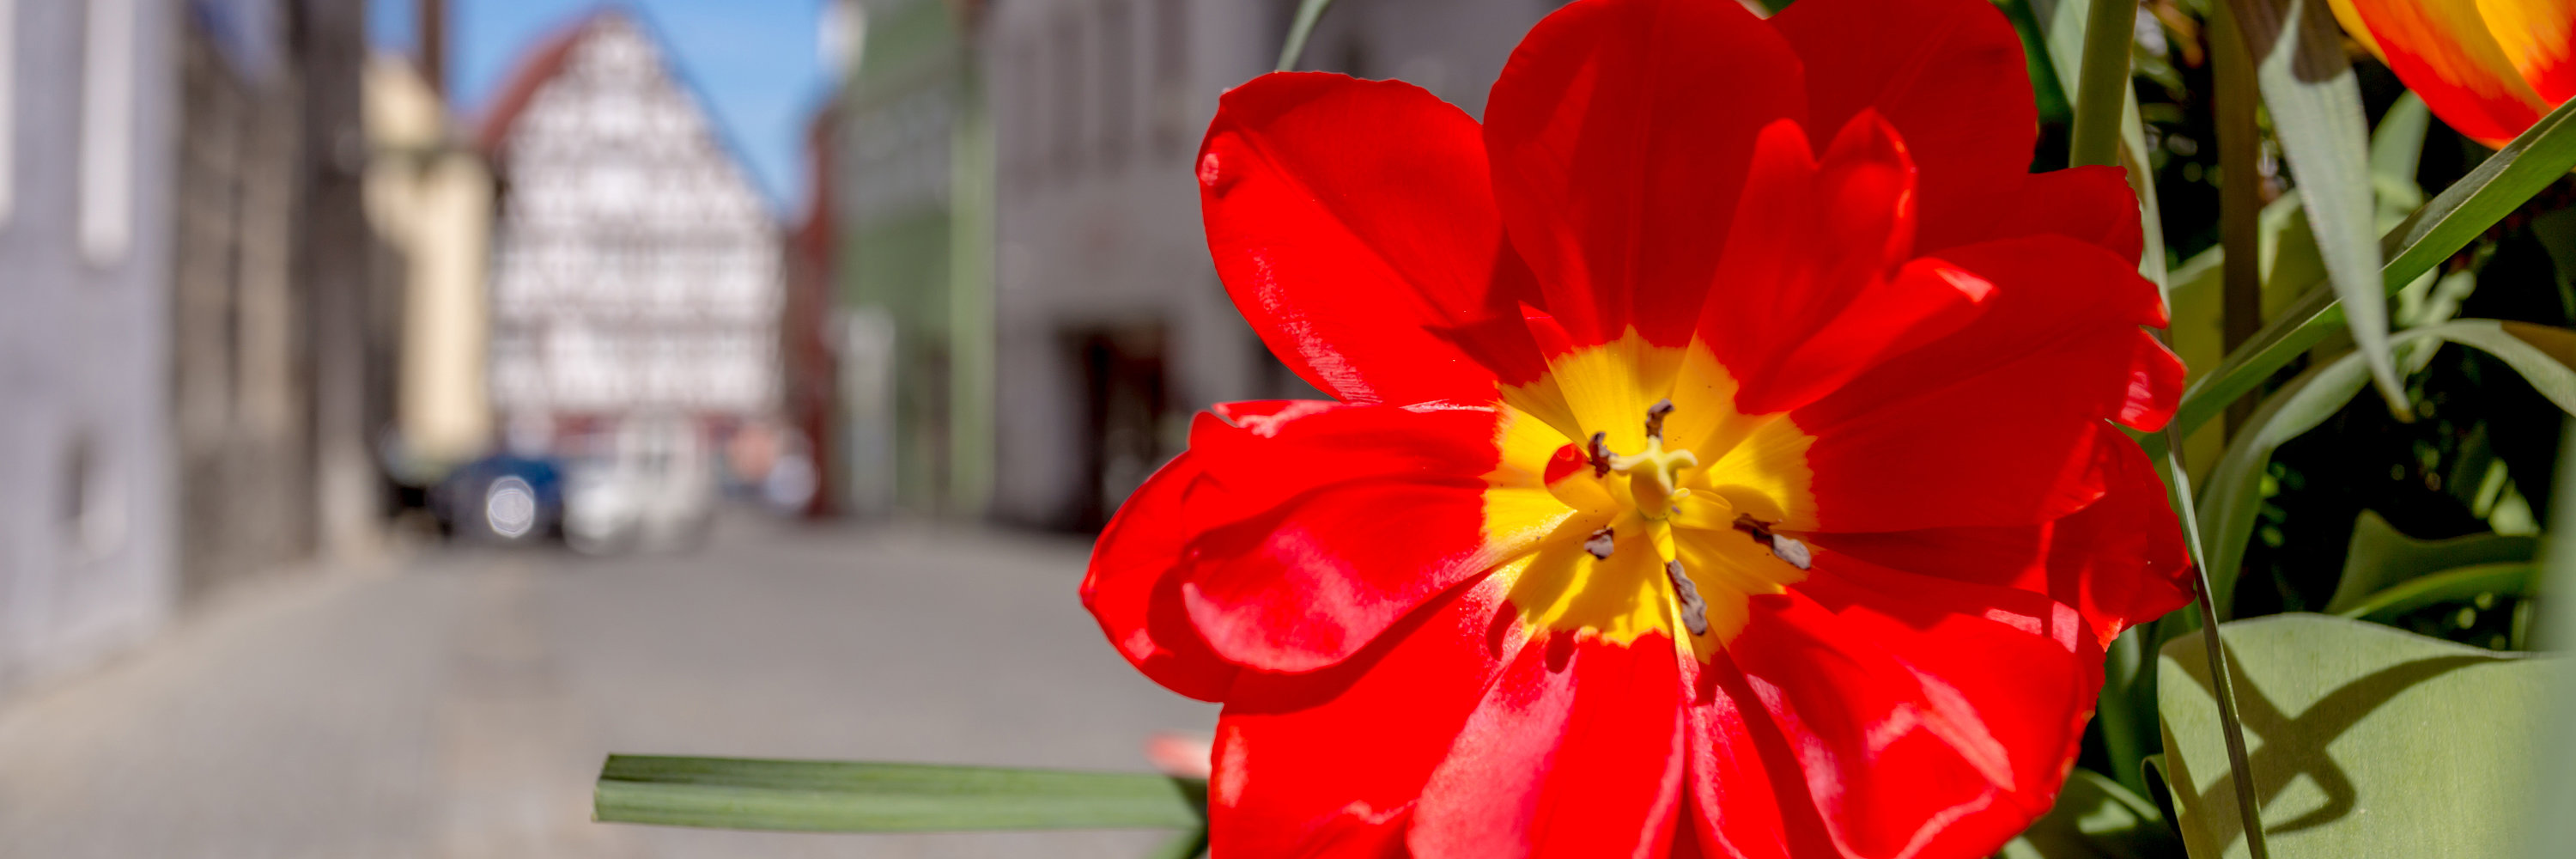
[829,0,993,516]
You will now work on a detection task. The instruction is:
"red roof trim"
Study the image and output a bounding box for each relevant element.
[474,10,609,155]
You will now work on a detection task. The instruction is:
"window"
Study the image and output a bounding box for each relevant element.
[80,0,137,265]
[62,433,125,558]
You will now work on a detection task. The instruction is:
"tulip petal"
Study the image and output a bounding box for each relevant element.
[1483,0,1807,349]
[1079,452,1241,702]
[1409,630,1687,859]
[1690,564,2099,859]
[1977,166,2146,265]
[1182,401,1506,533]
[1209,581,1516,858]
[1771,0,2037,252]
[1700,113,1997,416]
[1804,427,2194,648]
[1199,73,1544,403]
[2347,0,2549,145]
[2479,0,2576,105]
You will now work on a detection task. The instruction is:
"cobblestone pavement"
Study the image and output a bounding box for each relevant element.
[0,521,1218,858]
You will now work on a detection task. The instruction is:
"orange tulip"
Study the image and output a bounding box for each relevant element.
[2328,0,2576,146]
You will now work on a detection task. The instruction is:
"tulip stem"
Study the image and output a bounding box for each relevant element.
[1275,0,1339,72]
[2159,420,2273,859]
[2067,0,2136,168]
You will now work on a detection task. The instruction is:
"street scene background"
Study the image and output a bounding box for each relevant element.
[0,0,1570,855]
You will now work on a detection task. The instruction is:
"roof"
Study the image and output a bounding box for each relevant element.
[473,10,603,155]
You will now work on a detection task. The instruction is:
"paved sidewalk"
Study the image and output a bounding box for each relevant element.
[0,522,1217,858]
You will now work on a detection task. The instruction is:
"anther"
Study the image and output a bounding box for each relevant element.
[1583,527,1616,559]
[1586,432,1613,478]
[1644,398,1674,441]
[1731,514,1813,570]
[1665,559,1710,636]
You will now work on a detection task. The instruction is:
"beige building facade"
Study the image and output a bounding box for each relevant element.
[364,56,495,474]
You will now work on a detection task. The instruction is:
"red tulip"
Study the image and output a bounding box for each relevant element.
[1082,0,2195,856]
[2330,0,2576,146]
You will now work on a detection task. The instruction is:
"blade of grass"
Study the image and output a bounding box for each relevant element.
[2160,94,2576,446]
[593,756,1208,833]
[2063,4,2269,856]
[2220,0,2402,417]
[1275,0,1338,72]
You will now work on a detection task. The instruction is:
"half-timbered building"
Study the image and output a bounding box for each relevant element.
[481,11,783,448]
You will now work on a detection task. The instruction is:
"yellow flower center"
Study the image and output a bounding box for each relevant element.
[1476,334,1820,655]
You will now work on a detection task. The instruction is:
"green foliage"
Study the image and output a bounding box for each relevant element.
[2000,769,2184,859]
[1275,0,1339,72]
[2324,509,2538,615]
[592,756,1208,833]
[2214,0,2400,413]
[2158,615,2555,859]
[2196,320,2576,620]
[2170,94,2576,445]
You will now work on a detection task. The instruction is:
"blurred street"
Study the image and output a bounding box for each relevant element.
[0,521,1216,859]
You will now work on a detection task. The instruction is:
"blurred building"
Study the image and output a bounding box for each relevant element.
[170,0,386,600]
[820,0,996,520]
[0,0,180,691]
[480,11,786,455]
[781,108,844,518]
[972,0,1556,528]
[364,54,495,484]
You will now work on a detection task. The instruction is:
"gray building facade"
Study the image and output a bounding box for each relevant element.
[981,0,1561,528]
[0,0,181,691]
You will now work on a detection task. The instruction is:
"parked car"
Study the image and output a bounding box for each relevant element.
[429,454,565,544]
[562,416,717,554]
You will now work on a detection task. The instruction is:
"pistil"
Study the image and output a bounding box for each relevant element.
[1606,401,1698,521]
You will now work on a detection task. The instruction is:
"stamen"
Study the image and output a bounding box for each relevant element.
[1583,527,1616,559]
[1643,398,1674,441]
[1665,559,1709,636]
[1586,432,1613,478]
[1730,514,1814,570]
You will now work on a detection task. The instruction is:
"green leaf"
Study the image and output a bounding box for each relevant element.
[1274,0,1338,72]
[2368,92,2432,231]
[1151,825,1212,859]
[2157,614,2557,858]
[593,756,1207,832]
[2196,320,2576,618]
[2000,769,2184,859]
[2520,418,2576,859]
[1992,0,2073,125]
[2323,509,2538,615]
[2217,0,2399,415]
[2167,94,2576,443]
[2334,561,2542,624]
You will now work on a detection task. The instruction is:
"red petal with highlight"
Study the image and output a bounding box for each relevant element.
[1484,0,1806,347]
[1200,74,1541,404]
[1410,631,1686,859]
[1210,582,1514,858]
[1078,453,1240,702]
[1692,564,2099,859]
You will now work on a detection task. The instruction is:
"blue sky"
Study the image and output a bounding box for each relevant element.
[370,0,828,210]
